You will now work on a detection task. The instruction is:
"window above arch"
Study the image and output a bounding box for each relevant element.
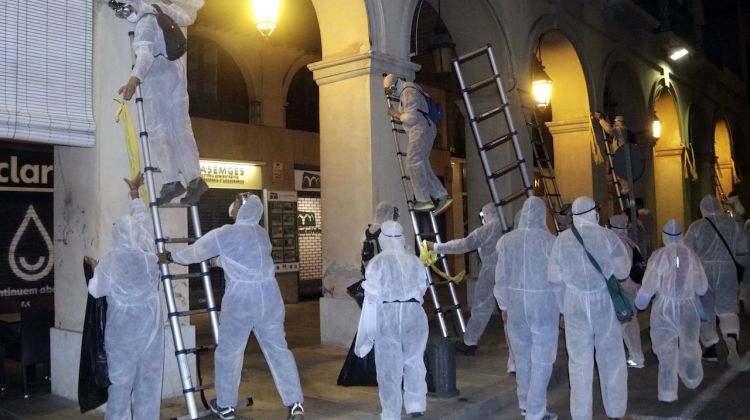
[285,67,319,133]
[187,36,250,123]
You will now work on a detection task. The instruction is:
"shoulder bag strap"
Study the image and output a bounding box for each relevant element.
[704,217,740,266]
[570,224,608,280]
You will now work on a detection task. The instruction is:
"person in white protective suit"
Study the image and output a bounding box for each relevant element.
[383,73,453,215]
[116,0,208,205]
[355,221,429,420]
[495,197,561,420]
[593,113,630,195]
[684,195,750,367]
[87,173,164,420]
[635,219,708,402]
[548,196,630,420]
[608,214,646,369]
[162,195,304,420]
[426,202,503,355]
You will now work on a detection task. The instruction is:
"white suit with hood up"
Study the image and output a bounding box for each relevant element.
[548,196,630,420]
[636,219,708,402]
[434,202,503,346]
[88,199,163,420]
[608,214,645,367]
[495,197,560,420]
[171,196,304,409]
[128,0,203,187]
[355,221,429,420]
[684,195,749,349]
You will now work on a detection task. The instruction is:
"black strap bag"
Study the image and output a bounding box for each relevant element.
[705,217,745,283]
[151,5,187,61]
[629,247,647,284]
[570,225,634,322]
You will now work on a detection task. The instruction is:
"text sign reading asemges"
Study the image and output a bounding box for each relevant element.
[199,159,263,190]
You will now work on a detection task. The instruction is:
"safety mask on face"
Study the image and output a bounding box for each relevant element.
[126,10,140,23]
[108,0,135,19]
[384,84,397,97]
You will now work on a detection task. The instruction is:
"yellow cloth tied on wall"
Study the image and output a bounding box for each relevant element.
[114,99,146,201]
[587,117,606,165]
[419,240,466,285]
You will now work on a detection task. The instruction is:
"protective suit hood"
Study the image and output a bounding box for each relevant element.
[383,73,405,97]
[662,219,682,245]
[481,202,499,225]
[371,202,396,233]
[236,195,263,225]
[609,214,629,239]
[112,215,140,251]
[572,196,599,226]
[699,195,722,217]
[517,197,547,230]
[125,0,153,13]
[380,221,406,252]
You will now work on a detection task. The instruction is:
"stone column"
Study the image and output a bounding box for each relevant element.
[51,3,193,401]
[309,53,419,346]
[653,147,687,236]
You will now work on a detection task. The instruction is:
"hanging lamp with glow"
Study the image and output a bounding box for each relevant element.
[531,51,552,109]
[652,113,662,139]
[251,0,280,39]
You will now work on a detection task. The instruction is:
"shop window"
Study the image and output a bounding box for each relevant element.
[285,67,319,133]
[187,36,249,123]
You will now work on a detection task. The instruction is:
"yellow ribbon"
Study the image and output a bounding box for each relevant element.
[114,99,146,201]
[419,240,467,285]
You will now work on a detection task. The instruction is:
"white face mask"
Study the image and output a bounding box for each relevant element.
[126,11,140,23]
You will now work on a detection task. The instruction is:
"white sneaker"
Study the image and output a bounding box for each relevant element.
[627,359,645,369]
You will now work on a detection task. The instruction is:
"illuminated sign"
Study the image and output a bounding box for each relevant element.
[199,159,263,190]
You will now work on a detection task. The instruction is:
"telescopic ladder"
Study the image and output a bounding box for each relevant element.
[129,31,219,420]
[594,120,627,213]
[517,90,567,232]
[712,157,734,217]
[452,44,534,232]
[385,95,467,338]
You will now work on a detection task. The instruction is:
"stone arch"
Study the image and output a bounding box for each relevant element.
[188,28,257,102]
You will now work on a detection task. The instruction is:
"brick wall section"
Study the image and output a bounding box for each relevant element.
[297,197,322,281]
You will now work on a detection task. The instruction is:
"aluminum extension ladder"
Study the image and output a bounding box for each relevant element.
[385,95,467,338]
[129,31,219,420]
[517,90,568,232]
[712,157,734,217]
[594,120,627,213]
[452,44,534,232]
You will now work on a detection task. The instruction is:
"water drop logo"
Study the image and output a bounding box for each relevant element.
[9,205,53,281]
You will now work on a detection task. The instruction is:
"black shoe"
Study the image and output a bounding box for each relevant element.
[180,177,209,204]
[209,399,236,420]
[288,402,304,420]
[703,344,718,362]
[157,181,185,205]
[455,341,477,356]
[409,412,424,417]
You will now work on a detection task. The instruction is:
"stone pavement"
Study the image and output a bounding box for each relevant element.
[1,300,749,419]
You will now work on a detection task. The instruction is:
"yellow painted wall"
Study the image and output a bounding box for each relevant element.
[653,91,686,238]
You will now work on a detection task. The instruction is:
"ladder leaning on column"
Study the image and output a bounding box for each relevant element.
[517,89,568,232]
[452,43,534,232]
[594,120,627,213]
[129,31,220,420]
[712,156,734,217]
[385,95,467,339]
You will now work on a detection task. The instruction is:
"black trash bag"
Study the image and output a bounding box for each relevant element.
[336,333,377,386]
[78,259,110,413]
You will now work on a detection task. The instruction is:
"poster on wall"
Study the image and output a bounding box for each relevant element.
[0,146,55,313]
[294,169,320,192]
[266,190,299,273]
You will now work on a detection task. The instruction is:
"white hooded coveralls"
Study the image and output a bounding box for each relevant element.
[548,196,630,420]
[88,199,164,420]
[355,221,429,420]
[495,197,560,420]
[171,196,303,409]
[434,202,503,346]
[636,219,708,402]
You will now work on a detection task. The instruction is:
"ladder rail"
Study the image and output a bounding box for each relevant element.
[597,122,626,213]
[386,96,466,337]
[712,159,733,217]
[189,205,221,343]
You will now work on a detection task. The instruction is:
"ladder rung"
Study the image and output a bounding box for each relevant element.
[193,383,214,392]
[390,118,403,125]
[169,272,207,280]
[158,202,195,209]
[418,232,438,239]
[177,344,217,355]
[463,75,499,94]
[170,307,218,318]
[481,132,515,152]
[501,188,532,206]
[472,104,507,123]
[455,44,490,63]
[393,128,406,134]
[164,237,196,244]
[490,161,522,180]
[387,95,401,103]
